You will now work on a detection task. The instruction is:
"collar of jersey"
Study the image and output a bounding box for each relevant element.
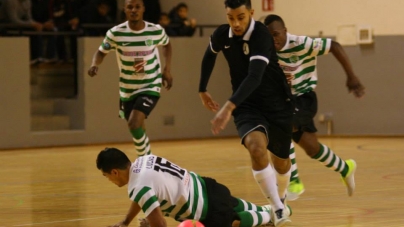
[126,21,149,33]
[279,32,292,51]
[228,19,255,41]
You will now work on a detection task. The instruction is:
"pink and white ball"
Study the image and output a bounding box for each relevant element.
[177,220,205,227]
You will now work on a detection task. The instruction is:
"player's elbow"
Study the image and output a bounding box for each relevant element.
[330,40,342,53]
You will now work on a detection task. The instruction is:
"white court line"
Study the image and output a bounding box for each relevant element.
[13,215,123,226]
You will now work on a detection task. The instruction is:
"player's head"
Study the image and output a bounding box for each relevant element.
[124,0,145,23]
[176,3,189,20]
[96,147,131,187]
[224,0,254,37]
[264,14,287,51]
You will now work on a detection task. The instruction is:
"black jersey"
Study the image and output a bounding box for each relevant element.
[210,20,292,112]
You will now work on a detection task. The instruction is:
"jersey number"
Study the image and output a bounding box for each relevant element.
[154,157,186,180]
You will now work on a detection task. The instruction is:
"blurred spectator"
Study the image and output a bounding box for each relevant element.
[143,0,160,24]
[49,0,79,62]
[79,0,117,36]
[31,0,57,62]
[0,0,52,64]
[168,2,196,37]
[158,12,176,36]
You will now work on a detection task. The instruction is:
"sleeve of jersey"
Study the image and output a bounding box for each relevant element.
[129,186,160,217]
[99,30,117,54]
[156,25,170,46]
[308,37,332,57]
[198,28,223,92]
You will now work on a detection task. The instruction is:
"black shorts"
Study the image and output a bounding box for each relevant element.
[233,102,293,159]
[200,177,238,227]
[293,91,318,133]
[119,94,159,121]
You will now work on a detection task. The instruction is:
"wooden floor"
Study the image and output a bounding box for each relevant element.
[1,137,404,227]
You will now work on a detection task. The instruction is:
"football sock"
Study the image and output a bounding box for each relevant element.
[252,164,284,211]
[289,143,300,182]
[237,210,271,227]
[233,198,264,212]
[130,128,151,156]
[313,143,349,177]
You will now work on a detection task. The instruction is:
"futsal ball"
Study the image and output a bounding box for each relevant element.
[177,220,205,227]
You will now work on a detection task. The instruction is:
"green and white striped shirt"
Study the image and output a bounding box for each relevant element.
[277,33,331,96]
[128,155,208,221]
[99,21,169,101]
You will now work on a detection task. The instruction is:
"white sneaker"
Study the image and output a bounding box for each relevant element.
[271,206,292,227]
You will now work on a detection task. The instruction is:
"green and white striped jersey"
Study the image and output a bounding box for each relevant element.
[99,21,169,101]
[277,33,331,96]
[128,155,208,221]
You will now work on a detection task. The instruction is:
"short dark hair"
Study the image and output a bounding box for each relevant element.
[264,14,285,27]
[96,147,131,173]
[224,0,252,9]
[176,2,188,10]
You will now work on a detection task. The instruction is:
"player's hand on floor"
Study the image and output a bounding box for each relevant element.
[199,92,219,112]
[88,66,98,77]
[346,77,365,98]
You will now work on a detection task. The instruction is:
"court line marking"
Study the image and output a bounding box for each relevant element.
[13,215,123,226]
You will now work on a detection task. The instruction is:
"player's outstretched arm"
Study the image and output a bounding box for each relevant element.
[146,207,167,227]
[162,42,173,90]
[330,41,365,98]
[88,50,107,77]
[108,201,141,227]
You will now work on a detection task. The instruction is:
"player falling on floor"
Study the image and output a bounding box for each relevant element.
[264,14,365,200]
[87,0,173,157]
[96,147,292,227]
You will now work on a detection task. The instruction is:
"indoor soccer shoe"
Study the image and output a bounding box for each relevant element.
[286,179,305,201]
[265,205,292,227]
[342,159,357,196]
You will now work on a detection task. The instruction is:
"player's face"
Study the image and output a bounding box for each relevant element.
[226,5,254,36]
[124,0,144,23]
[102,170,126,187]
[266,21,287,51]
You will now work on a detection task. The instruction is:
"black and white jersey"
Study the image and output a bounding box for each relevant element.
[210,20,292,111]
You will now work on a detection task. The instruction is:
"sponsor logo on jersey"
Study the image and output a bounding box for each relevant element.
[122,49,154,57]
[281,65,300,71]
[146,156,155,169]
[145,37,153,46]
[243,43,249,55]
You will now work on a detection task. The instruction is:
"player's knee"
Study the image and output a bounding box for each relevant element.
[245,141,267,160]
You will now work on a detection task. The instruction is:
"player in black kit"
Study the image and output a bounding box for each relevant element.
[198,0,293,226]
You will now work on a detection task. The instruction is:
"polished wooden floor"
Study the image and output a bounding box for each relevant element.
[1,137,404,227]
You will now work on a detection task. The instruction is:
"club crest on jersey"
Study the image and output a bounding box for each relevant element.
[145,38,153,46]
[103,42,111,50]
[289,55,299,63]
[243,43,249,55]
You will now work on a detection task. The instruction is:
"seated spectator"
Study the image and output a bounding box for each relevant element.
[0,0,51,64]
[158,12,176,36]
[79,0,116,36]
[168,2,196,37]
